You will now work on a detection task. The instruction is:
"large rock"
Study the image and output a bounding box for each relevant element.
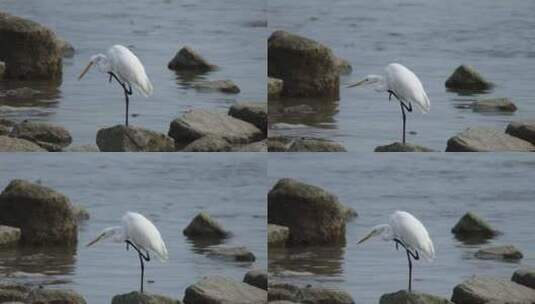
[243,269,267,290]
[111,291,181,304]
[268,224,289,247]
[183,212,230,239]
[0,12,62,80]
[472,98,517,113]
[228,102,267,135]
[268,178,346,246]
[0,135,47,152]
[26,288,86,304]
[475,245,523,261]
[0,225,21,246]
[512,268,535,290]
[56,37,75,58]
[207,246,255,262]
[168,46,216,71]
[451,277,535,304]
[10,121,72,151]
[268,77,283,100]
[375,142,434,152]
[506,120,535,145]
[268,283,353,304]
[0,125,11,136]
[0,179,77,246]
[233,140,267,152]
[181,136,232,152]
[0,284,30,303]
[287,137,346,152]
[445,65,493,91]
[268,31,340,99]
[183,276,266,304]
[193,80,240,94]
[96,125,174,152]
[380,290,453,304]
[168,110,263,147]
[451,212,498,239]
[446,127,535,152]
[267,136,293,152]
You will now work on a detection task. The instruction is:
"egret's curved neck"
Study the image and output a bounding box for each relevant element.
[104,226,125,243]
[367,75,387,92]
[374,224,394,241]
[91,54,111,73]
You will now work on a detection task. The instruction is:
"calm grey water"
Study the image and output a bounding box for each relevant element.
[269,0,535,151]
[0,153,267,303]
[268,153,535,303]
[0,0,266,145]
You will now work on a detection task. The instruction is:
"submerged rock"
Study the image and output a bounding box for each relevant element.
[445,65,493,91]
[183,212,229,239]
[0,225,21,246]
[27,288,86,304]
[287,137,346,152]
[243,269,267,290]
[268,224,289,247]
[475,245,523,261]
[268,283,354,304]
[334,57,352,75]
[268,31,339,99]
[181,135,232,152]
[111,291,181,304]
[446,127,535,152]
[207,246,256,262]
[0,179,77,246]
[268,178,347,246]
[10,121,72,151]
[505,120,535,145]
[96,125,174,152]
[472,98,517,112]
[228,102,267,135]
[168,46,217,71]
[380,290,453,304]
[268,77,283,100]
[375,142,434,152]
[451,212,499,239]
[62,144,100,152]
[451,276,535,304]
[512,268,535,290]
[0,135,46,152]
[183,276,266,304]
[0,12,62,80]
[193,80,240,94]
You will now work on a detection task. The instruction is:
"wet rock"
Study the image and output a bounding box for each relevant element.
[10,121,72,151]
[96,125,174,152]
[0,125,10,136]
[168,110,263,147]
[0,135,47,152]
[475,245,523,261]
[505,120,535,145]
[334,57,352,75]
[27,288,86,304]
[181,135,232,152]
[0,87,41,98]
[0,12,62,80]
[183,212,230,239]
[244,269,267,290]
[343,207,358,221]
[268,31,340,99]
[168,46,217,71]
[380,290,452,304]
[446,127,535,152]
[72,205,90,223]
[228,102,267,135]
[268,283,354,304]
[451,212,499,239]
[375,142,434,152]
[445,65,493,91]
[0,61,5,79]
[183,276,266,304]
[56,37,75,58]
[111,291,181,304]
[512,268,535,290]
[268,136,292,152]
[207,246,256,262]
[0,118,16,127]
[0,179,77,246]
[0,284,30,302]
[451,276,535,304]
[287,137,346,152]
[193,80,240,94]
[472,98,517,113]
[0,225,21,246]
[268,224,289,247]
[268,77,283,100]
[233,140,267,152]
[62,144,100,152]
[268,178,347,246]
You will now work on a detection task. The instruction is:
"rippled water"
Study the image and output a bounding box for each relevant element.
[268,0,535,151]
[268,153,535,303]
[0,153,267,303]
[0,0,266,145]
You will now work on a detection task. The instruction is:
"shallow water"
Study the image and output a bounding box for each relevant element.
[0,153,267,303]
[268,153,535,303]
[0,0,266,145]
[268,0,535,151]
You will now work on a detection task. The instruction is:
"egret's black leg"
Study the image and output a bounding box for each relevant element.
[138,251,145,293]
[124,87,130,126]
[108,72,133,126]
[406,249,412,293]
[125,241,151,294]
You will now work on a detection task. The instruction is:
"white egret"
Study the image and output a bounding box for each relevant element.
[347,63,430,144]
[78,45,153,126]
[87,211,167,293]
[357,211,434,292]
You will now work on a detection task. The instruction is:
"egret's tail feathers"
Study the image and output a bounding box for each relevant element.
[136,78,153,97]
[155,241,168,262]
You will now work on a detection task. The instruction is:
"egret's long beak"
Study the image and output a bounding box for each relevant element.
[357,230,375,244]
[86,232,105,247]
[347,79,366,88]
[78,61,94,80]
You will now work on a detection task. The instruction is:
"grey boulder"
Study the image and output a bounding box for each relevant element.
[451,276,535,304]
[0,136,46,152]
[268,224,289,247]
[168,46,217,71]
[0,225,21,246]
[183,276,266,304]
[193,80,240,94]
[181,136,232,152]
[10,121,72,151]
[506,120,535,145]
[206,246,256,262]
[228,102,267,135]
[268,77,283,100]
[380,290,453,304]
[512,268,535,290]
[475,245,523,261]
[451,212,499,239]
[268,283,354,304]
[96,125,174,152]
[287,137,346,152]
[445,65,493,91]
[183,212,230,239]
[111,291,181,304]
[472,98,517,113]
[446,127,535,152]
[243,269,267,290]
[375,142,434,152]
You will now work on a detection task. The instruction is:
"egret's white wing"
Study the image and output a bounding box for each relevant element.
[389,211,435,261]
[385,63,430,113]
[108,45,153,97]
[122,212,168,261]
